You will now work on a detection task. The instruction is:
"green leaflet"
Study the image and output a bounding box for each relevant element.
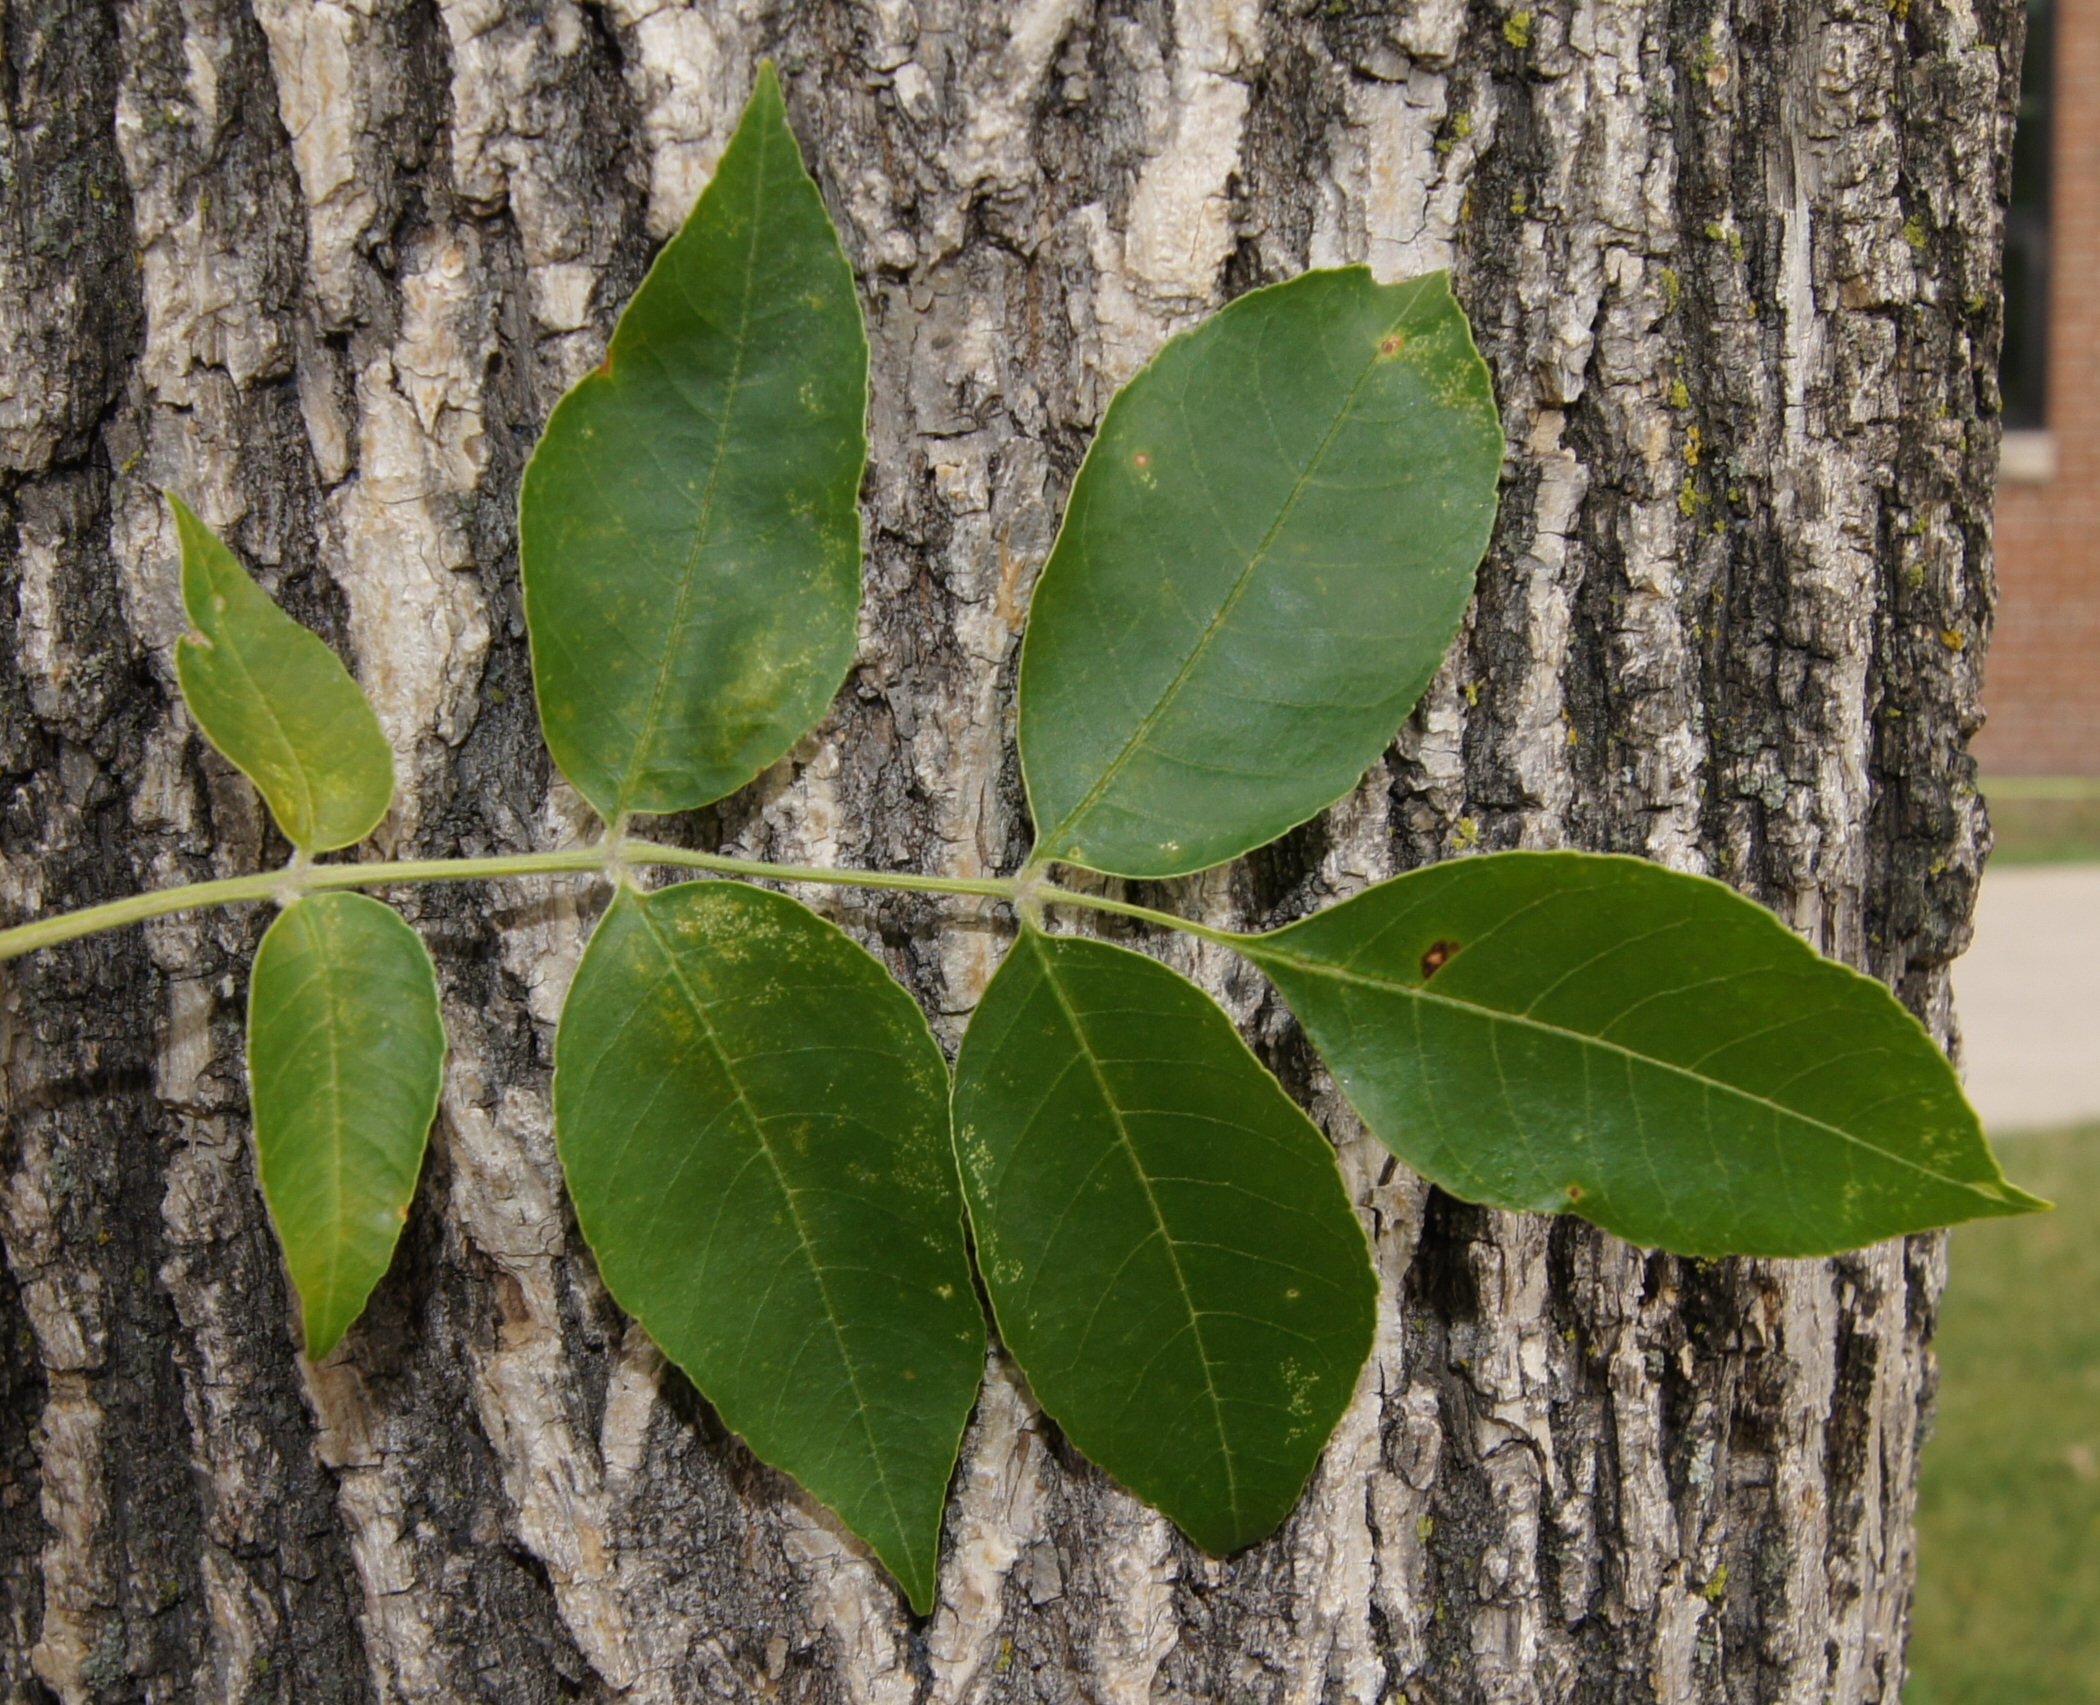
[171,496,395,853]
[952,929,1376,1553]
[554,881,983,1611]
[519,63,868,823]
[1238,852,2046,1256]
[1018,268,1503,880]
[248,893,445,1357]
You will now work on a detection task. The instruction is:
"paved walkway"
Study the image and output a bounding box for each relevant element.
[1952,863,2100,1131]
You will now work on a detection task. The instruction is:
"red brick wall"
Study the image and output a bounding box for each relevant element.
[1978,0,2100,775]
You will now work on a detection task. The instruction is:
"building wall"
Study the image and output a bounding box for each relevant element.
[1979,0,2100,775]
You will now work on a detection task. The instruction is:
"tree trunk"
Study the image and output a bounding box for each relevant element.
[0,1,2015,1700]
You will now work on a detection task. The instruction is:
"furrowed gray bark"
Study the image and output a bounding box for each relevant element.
[0,1,2014,1700]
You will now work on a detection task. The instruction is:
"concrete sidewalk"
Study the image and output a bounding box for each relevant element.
[1951,863,2100,1131]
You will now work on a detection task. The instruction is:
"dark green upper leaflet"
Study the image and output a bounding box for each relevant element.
[953,930,1376,1553]
[171,496,395,853]
[520,63,868,823]
[554,881,984,1612]
[1018,268,1503,880]
[1240,852,2046,1257]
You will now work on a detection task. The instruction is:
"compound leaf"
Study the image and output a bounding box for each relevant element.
[1018,268,1502,879]
[171,496,394,853]
[953,929,1375,1554]
[520,63,868,823]
[1239,852,2046,1256]
[248,892,445,1357]
[555,881,983,1611]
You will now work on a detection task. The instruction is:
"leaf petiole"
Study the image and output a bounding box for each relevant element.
[0,848,610,962]
[1028,883,1250,950]
[0,839,1278,966]
[626,842,1018,900]
[0,841,1054,963]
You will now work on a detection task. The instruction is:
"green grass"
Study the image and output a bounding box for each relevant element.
[1985,777,2100,865]
[1909,1123,2100,1704]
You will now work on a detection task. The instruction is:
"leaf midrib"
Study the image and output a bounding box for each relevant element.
[312,907,354,1317]
[627,896,913,1553]
[260,903,355,1335]
[1040,289,1420,860]
[190,581,328,848]
[1026,934,1244,1529]
[1247,943,1994,1197]
[612,126,771,821]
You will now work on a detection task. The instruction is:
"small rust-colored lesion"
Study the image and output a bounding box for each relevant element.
[1378,333,1406,358]
[1420,939,1458,978]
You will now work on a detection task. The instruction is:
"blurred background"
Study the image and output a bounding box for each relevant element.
[1909,0,2100,1693]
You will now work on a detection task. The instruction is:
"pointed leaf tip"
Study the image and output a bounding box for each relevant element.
[168,495,394,853]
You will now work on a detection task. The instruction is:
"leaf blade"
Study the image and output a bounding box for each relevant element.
[1018,268,1502,879]
[554,881,983,1610]
[171,496,394,853]
[248,893,445,1356]
[1240,852,2046,1256]
[520,63,868,822]
[952,930,1375,1553]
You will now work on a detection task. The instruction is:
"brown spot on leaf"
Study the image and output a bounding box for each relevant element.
[1566,1184,1584,1202]
[1420,939,1458,978]
[1379,333,1406,357]
[1133,451,1151,469]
